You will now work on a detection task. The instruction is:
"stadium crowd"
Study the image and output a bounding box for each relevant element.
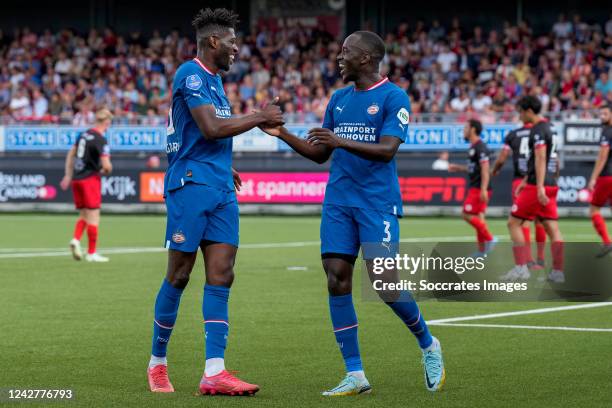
[0,13,611,125]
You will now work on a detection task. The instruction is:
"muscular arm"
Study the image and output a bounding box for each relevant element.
[491,147,510,175]
[190,105,265,140]
[307,127,401,163]
[276,127,332,164]
[335,135,402,163]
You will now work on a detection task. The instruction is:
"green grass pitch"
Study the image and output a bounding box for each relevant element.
[1,214,611,407]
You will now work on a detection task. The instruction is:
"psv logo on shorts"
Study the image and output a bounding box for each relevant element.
[172,232,186,244]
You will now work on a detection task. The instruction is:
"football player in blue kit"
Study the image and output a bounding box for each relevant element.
[261,31,445,396]
[147,8,284,396]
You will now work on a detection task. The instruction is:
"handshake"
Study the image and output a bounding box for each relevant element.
[254,97,285,137]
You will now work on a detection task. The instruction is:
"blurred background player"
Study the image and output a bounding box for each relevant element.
[588,104,612,258]
[502,96,564,283]
[261,30,445,396]
[449,119,497,256]
[492,121,547,270]
[146,8,284,396]
[60,108,113,262]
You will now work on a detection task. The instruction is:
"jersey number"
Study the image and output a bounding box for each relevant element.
[519,137,529,157]
[383,221,391,243]
[76,138,87,159]
[550,136,559,159]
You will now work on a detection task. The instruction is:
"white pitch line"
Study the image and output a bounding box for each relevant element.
[429,322,612,333]
[428,302,612,324]
[0,232,607,259]
[0,235,478,259]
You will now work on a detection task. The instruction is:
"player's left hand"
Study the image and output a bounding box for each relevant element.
[480,190,489,203]
[307,128,342,148]
[232,168,242,192]
[537,187,549,205]
[60,176,71,191]
[587,179,596,192]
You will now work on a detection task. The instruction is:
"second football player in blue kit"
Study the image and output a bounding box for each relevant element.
[261,30,446,396]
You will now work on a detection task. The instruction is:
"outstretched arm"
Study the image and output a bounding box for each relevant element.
[190,104,284,141]
[260,126,332,164]
[306,128,401,163]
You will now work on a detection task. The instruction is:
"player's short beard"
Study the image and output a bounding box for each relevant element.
[215,50,231,72]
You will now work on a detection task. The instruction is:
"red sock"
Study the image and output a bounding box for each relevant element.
[551,241,564,271]
[512,245,526,266]
[591,213,611,245]
[535,224,547,261]
[522,226,533,263]
[469,216,494,242]
[73,219,87,240]
[87,225,98,254]
[476,229,485,252]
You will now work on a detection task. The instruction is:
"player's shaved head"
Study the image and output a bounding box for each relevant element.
[351,31,386,64]
[192,8,239,46]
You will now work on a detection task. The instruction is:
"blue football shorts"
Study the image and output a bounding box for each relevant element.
[164,183,239,252]
[320,204,399,260]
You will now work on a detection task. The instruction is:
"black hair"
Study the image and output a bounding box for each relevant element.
[353,31,386,64]
[601,103,610,111]
[517,95,542,114]
[192,8,239,40]
[468,119,483,136]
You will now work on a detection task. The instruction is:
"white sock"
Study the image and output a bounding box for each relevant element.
[205,358,225,377]
[422,336,440,353]
[149,355,167,368]
[347,370,366,381]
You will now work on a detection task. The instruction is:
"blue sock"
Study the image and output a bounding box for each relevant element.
[203,284,230,360]
[329,294,362,372]
[387,291,433,349]
[152,279,184,357]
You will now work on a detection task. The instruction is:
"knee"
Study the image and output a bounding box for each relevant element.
[326,268,351,295]
[167,271,190,289]
[589,206,599,217]
[507,218,517,229]
[207,259,235,287]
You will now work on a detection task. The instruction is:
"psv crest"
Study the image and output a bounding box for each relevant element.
[367,104,379,115]
[172,231,186,244]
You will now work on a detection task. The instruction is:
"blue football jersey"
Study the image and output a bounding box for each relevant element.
[322,78,410,216]
[164,58,233,195]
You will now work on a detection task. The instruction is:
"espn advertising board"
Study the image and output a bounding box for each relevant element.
[1,123,530,152]
[0,165,595,207]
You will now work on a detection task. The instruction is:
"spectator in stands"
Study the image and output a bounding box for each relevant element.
[0,15,610,125]
[9,87,30,118]
[31,88,48,119]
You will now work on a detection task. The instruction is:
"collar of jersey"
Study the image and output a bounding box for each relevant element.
[193,57,216,76]
[354,77,389,92]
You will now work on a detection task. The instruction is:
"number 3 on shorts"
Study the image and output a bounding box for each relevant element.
[383,220,391,243]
